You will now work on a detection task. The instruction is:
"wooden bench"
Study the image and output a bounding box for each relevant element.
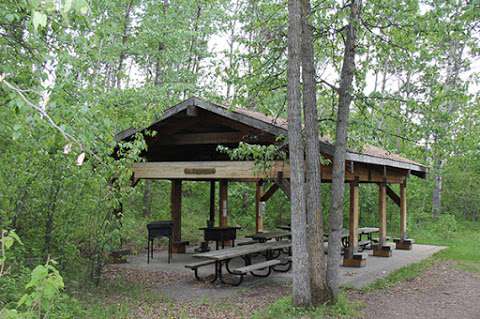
[185,259,216,280]
[191,240,292,285]
[231,259,283,276]
[237,239,259,246]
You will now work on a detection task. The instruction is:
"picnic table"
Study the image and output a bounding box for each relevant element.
[187,240,291,286]
[341,227,380,249]
[246,230,291,243]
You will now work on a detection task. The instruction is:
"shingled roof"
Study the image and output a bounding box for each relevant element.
[116,96,427,178]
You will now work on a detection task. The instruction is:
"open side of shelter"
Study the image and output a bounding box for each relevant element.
[115,96,427,267]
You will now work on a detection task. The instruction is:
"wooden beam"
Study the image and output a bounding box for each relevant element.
[386,185,401,206]
[378,182,387,244]
[260,183,279,202]
[209,181,215,225]
[348,180,360,254]
[255,181,264,233]
[219,180,228,227]
[133,161,290,180]
[133,161,409,183]
[171,180,182,243]
[320,163,407,184]
[157,131,272,145]
[275,174,291,200]
[400,181,407,240]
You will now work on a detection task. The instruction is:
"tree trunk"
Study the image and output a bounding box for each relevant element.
[431,38,464,218]
[326,0,359,298]
[432,152,443,219]
[44,170,63,260]
[153,0,169,87]
[115,0,134,89]
[300,0,329,304]
[287,0,311,307]
[143,180,153,217]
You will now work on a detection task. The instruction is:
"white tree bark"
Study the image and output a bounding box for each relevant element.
[327,0,360,298]
[287,0,312,306]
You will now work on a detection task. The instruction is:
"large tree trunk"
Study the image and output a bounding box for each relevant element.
[287,0,311,307]
[431,38,464,218]
[300,0,329,304]
[326,0,359,298]
[115,0,134,89]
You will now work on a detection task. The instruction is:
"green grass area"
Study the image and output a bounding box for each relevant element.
[251,293,362,319]
[412,219,480,273]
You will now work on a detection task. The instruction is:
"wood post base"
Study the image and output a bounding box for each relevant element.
[373,243,392,257]
[343,252,367,267]
[172,241,189,253]
[394,238,414,250]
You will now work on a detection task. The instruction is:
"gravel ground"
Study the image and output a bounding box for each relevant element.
[352,261,480,319]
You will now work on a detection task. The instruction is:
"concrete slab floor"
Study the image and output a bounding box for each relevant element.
[114,243,445,302]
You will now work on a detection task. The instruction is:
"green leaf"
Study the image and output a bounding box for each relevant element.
[9,231,23,245]
[74,0,89,15]
[3,237,14,249]
[32,11,47,31]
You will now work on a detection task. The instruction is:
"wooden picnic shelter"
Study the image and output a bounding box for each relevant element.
[115,97,427,267]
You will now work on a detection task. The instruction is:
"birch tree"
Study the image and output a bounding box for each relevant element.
[326,0,360,298]
[301,0,330,304]
[287,0,312,306]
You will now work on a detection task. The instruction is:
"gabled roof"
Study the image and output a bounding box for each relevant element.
[116,96,427,177]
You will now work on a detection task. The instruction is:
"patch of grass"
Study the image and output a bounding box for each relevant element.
[412,221,480,273]
[363,257,435,291]
[71,278,171,319]
[252,293,362,319]
[362,220,480,292]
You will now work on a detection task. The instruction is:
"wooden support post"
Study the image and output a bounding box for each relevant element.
[209,180,215,226]
[343,179,367,267]
[395,181,414,250]
[255,181,264,233]
[171,180,187,253]
[219,180,228,227]
[400,181,407,240]
[378,182,387,244]
[373,182,392,257]
[349,180,360,253]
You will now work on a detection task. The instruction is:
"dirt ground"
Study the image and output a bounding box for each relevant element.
[351,261,480,319]
[102,261,480,318]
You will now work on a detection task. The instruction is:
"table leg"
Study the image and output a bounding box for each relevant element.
[168,236,172,264]
[147,238,150,264]
[211,261,220,283]
[151,239,154,260]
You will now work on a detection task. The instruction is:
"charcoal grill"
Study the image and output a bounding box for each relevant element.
[147,221,173,263]
[199,226,241,250]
